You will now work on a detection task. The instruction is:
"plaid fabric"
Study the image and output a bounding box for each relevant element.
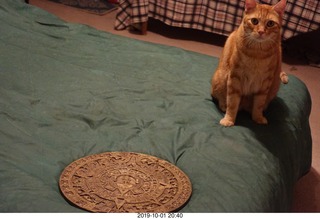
[281,0,320,39]
[115,0,320,40]
[115,0,149,28]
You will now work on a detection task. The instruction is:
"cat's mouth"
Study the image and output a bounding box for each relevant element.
[253,34,268,41]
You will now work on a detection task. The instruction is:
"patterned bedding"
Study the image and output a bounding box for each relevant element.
[115,0,320,40]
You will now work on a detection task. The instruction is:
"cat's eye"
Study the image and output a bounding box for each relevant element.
[251,18,259,25]
[266,20,275,27]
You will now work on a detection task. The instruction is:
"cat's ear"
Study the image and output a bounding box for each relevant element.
[273,0,286,16]
[245,0,257,13]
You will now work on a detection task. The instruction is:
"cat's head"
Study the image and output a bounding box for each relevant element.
[242,0,286,43]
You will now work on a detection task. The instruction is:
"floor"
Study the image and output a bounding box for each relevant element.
[29,0,320,212]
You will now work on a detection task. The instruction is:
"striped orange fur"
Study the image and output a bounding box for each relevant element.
[211,0,288,126]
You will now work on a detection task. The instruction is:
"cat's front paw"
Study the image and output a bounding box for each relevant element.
[220,118,234,127]
[253,116,268,125]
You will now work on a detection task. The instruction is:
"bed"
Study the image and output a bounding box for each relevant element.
[115,0,320,40]
[0,0,313,212]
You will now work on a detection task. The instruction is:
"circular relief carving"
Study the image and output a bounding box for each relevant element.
[59,152,192,212]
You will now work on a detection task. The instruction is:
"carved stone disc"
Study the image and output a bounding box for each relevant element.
[59,152,192,212]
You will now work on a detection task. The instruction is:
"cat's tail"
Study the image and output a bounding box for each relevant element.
[280,71,289,84]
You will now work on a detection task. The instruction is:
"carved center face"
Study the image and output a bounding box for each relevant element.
[116,175,137,189]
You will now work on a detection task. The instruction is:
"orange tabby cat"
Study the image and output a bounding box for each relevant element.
[211,0,288,127]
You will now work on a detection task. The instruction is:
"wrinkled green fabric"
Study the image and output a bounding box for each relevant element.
[0,0,312,212]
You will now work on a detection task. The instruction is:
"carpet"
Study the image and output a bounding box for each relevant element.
[49,0,117,15]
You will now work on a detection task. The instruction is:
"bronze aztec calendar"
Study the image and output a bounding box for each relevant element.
[59,151,192,212]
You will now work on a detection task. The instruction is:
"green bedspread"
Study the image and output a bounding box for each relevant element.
[0,0,312,212]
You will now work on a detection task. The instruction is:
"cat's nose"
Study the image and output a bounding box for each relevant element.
[258,27,265,35]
